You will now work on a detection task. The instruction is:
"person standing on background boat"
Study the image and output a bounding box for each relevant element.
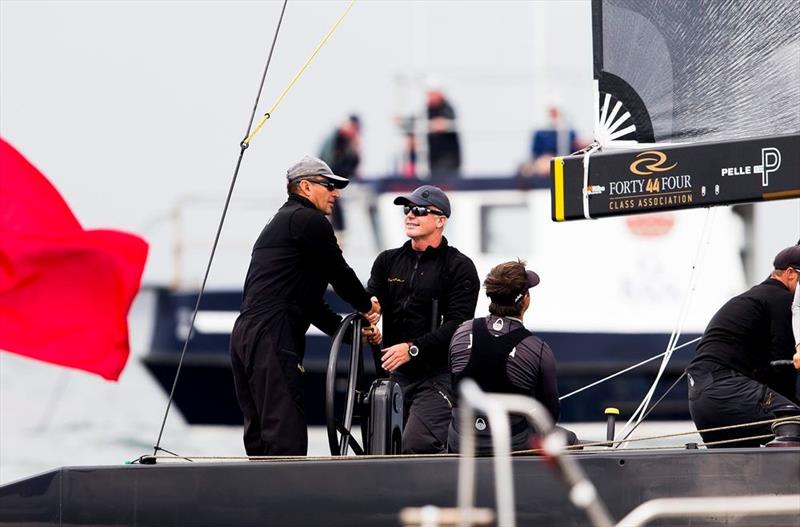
[319,114,362,240]
[230,156,380,456]
[687,244,800,448]
[367,185,479,453]
[447,261,577,453]
[426,87,461,179]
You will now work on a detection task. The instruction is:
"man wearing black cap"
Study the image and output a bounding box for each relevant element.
[687,244,800,448]
[367,185,479,453]
[447,260,568,453]
[230,155,379,456]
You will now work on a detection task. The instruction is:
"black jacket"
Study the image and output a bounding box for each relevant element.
[449,316,560,421]
[689,278,797,400]
[237,195,372,355]
[367,238,479,376]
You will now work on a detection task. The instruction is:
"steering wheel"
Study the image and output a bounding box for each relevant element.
[325,313,376,456]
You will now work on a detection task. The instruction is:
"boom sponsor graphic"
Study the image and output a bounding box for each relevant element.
[606,151,693,211]
[552,134,799,221]
[629,150,677,175]
[721,147,781,186]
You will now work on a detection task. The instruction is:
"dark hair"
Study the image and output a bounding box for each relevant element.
[287,179,302,195]
[484,260,528,317]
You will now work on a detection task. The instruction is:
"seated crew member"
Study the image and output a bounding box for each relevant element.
[367,185,479,454]
[447,260,576,454]
[687,244,800,448]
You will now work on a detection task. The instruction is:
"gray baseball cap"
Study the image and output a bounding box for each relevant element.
[393,185,451,217]
[286,155,350,189]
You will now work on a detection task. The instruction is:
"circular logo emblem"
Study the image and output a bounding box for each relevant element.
[629,150,677,176]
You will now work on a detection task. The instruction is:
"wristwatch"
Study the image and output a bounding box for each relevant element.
[408,343,419,357]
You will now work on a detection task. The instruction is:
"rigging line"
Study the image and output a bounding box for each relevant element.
[617,208,717,443]
[243,0,357,146]
[152,0,289,457]
[559,336,700,401]
[139,415,796,462]
[617,371,688,443]
[243,0,289,142]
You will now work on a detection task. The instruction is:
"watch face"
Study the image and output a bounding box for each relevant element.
[409,345,419,357]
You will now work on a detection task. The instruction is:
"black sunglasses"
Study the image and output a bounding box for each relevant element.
[403,205,445,217]
[305,178,337,191]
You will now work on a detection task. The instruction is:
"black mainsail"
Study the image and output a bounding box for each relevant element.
[552,0,800,221]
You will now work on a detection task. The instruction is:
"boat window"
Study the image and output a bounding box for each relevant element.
[480,204,529,255]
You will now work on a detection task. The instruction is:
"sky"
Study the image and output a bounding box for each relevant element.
[1,0,596,285]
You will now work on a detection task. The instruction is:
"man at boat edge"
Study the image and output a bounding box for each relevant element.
[230,155,380,456]
[367,185,480,454]
[686,244,800,448]
[447,260,578,454]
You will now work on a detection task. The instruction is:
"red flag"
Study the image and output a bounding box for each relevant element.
[0,138,148,380]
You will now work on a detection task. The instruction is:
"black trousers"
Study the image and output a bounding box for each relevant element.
[688,366,796,448]
[230,313,307,456]
[391,371,453,454]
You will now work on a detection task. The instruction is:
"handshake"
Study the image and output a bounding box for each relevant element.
[360,296,383,345]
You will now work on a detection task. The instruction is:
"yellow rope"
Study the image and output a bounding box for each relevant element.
[242,0,357,146]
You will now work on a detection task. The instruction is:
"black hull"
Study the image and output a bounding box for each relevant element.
[2,449,798,526]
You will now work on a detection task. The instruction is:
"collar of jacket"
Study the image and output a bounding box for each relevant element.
[401,236,450,260]
[288,193,317,210]
[764,276,791,292]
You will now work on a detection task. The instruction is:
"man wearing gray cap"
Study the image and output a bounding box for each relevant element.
[230,155,379,456]
[367,185,479,454]
[687,243,800,448]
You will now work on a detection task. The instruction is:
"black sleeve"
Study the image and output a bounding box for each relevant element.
[448,319,473,380]
[767,294,795,361]
[309,300,343,338]
[534,341,561,422]
[765,292,798,400]
[414,253,479,356]
[366,251,387,305]
[294,210,371,313]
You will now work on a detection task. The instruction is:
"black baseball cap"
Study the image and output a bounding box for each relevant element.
[773,244,800,270]
[393,185,451,217]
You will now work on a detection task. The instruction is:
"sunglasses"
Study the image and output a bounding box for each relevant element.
[305,178,337,191]
[403,205,445,217]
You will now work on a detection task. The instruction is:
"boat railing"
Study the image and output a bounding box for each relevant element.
[616,495,800,527]
[455,379,614,527]
[400,380,800,527]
